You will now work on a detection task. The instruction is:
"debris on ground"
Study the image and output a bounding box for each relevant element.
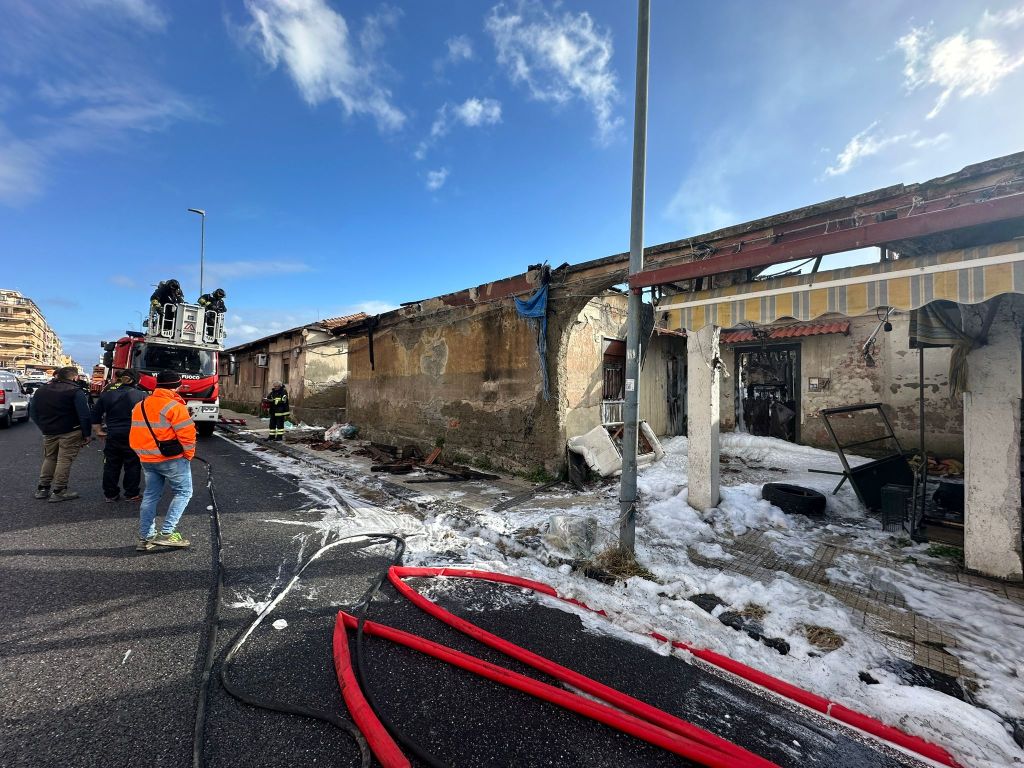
[542,514,598,558]
[801,624,845,652]
[566,420,665,480]
[324,422,359,442]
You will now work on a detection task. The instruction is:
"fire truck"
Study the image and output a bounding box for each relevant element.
[100,301,230,437]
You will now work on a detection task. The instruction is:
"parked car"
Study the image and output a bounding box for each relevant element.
[22,380,45,396]
[0,371,30,428]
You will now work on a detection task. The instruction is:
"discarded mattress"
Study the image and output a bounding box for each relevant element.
[567,421,665,478]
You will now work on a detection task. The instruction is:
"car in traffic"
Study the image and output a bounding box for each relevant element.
[0,371,30,428]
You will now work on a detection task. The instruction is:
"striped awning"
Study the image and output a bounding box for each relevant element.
[658,241,1024,331]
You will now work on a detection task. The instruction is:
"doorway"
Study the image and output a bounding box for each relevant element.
[666,353,686,435]
[734,344,800,442]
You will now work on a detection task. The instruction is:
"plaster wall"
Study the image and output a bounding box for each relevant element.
[963,296,1024,580]
[221,333,302,409]
[347,301,561,472]
[562,296,628,440]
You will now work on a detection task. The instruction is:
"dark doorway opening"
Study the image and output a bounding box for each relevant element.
[666,353,686,435]
[734,343,800,442]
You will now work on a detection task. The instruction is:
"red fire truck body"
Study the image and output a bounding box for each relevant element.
[101,302,225,437]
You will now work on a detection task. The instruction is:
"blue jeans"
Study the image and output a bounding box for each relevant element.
[139,458,193,539]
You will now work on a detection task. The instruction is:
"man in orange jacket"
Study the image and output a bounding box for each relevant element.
[129,370,197,552]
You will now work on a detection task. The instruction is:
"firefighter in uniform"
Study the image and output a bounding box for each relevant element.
[150,279,184,327]
[197,287,227,314]
[267,381,290,441]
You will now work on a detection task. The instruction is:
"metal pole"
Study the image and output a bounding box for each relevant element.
[199,213,205,296]
[618,0,651,554]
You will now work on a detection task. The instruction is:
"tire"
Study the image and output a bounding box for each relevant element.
[761,483,827,517]
[0,410,11,429]
[196,421,216,438]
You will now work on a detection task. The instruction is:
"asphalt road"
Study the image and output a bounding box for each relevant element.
[1,420,927,768]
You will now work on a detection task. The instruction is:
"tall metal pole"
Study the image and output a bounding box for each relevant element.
[199,213,205,296]
[618,0,651,554]
[188,208,207,295]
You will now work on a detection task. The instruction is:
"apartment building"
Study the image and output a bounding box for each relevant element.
[0,289,74,373]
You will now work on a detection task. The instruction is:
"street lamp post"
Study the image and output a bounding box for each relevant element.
[187,208,206,296]
[618,0,651,555]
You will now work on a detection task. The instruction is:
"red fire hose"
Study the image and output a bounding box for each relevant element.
[333,565,961,768]
[336,612,767,768]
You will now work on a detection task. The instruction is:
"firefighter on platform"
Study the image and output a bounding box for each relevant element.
[149,279,184,327]
[197,287,227,315]
[266,381,290,441]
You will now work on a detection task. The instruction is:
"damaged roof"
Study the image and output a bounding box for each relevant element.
[227,312,367,353]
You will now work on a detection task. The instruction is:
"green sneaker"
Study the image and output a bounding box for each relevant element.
[136,536,157,552]
[48,489,79,503]
[153,531,190,548]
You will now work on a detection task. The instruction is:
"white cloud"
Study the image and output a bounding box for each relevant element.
[426,167,449,191]
[80,0,168,31]
[446,35,474,62]
[0,134,45,205]
[240,0,405,131]
[346,299,397,315]
[204,260,313,281]
[486,1,621,144]
[0,4,198,206]
[981,5,1024,29]
[897,22,1024,119]
[912,132,951,149]
[416,97,502,159]
[452,97,502,127]
[108,275,138,288]
[825,122,914,176]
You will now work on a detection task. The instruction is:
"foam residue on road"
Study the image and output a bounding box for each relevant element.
[225,431,1024,768]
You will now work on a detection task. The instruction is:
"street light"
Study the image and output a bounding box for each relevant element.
[187,208,206,296]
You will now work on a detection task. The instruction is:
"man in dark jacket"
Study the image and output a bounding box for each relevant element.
[266,381,290,441]
[197,287,227,314]
[150,279,184,309]
[91,370,147,502]
[149,279,184,328]
[30,366,92,502]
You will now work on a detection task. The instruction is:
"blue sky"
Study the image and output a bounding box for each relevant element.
[2,0,1023,365]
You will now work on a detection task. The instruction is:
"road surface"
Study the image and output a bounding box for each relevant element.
[0,421,926,767]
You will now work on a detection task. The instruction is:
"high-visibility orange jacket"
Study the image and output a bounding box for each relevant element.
[129,388,197,463]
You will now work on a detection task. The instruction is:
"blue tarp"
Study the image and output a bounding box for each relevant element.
[514,282,550,400]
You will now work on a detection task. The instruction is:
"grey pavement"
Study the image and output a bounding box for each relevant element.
[1,420,928,767]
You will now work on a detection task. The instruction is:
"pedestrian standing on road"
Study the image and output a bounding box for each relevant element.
[266,380,290,441]
[29,366,92,502]
[91,370,147,503]
[129,370,196,552]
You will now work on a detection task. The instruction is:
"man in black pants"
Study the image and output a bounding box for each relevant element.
[91,370,147,502]
[266,380,290,441]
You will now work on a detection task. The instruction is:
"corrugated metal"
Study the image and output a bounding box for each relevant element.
[720,321,850,345]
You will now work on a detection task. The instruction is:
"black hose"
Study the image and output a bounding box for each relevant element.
[191,451,372,768]
[192,437,446,768]
[349,532,449,768]
[192,456,222,768]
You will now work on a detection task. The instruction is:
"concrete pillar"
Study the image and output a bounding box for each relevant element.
[687,324,721,511]
[963,297,1024,581]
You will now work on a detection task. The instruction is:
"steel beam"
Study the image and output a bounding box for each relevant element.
[630,192,1024,290]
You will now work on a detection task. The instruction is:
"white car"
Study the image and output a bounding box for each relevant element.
[0,371,30,428]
